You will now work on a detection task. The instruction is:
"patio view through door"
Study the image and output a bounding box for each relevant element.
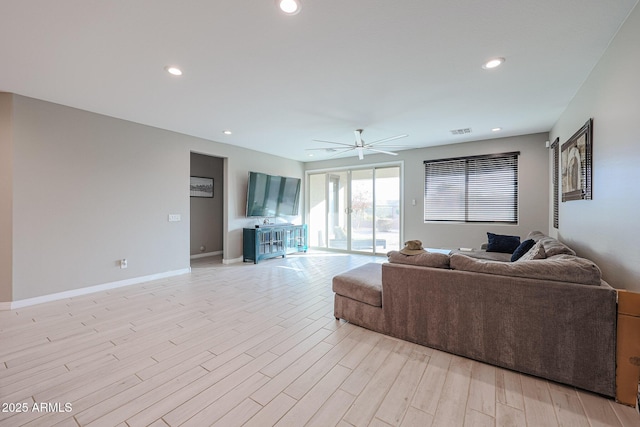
[308,165,401,254]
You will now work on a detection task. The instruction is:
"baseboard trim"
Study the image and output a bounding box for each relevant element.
[190,251,223,260]
[3,268,192,310]
[223,256,243,265]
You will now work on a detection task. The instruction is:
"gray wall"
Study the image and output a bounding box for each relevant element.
[306,132,550,250]
[550,3,640,292]
[0,93,13,302]
[190,153,224,256]
[4,94,304,301]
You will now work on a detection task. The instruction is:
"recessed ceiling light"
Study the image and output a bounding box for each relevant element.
[165,66,183,76]
[482,57,505,70]
[492,127,502,132]
[222,130,232,135]
[277,0,301,15]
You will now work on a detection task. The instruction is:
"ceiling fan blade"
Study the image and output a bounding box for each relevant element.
[354,129,364,147]
[327,148,356,159]
[367,134,409,146]
[357,146,364,160]
[366,148,398,156]
[305,147,342,151]
[312,139,355,148]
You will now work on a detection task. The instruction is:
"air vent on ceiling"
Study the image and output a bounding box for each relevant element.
[450,128,472,135]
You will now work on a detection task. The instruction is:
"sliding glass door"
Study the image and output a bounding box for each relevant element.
[308,165,401,254]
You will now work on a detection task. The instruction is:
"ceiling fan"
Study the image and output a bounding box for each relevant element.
[307,129,409,160]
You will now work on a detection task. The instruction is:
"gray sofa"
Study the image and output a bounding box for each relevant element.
[332,231,617,397]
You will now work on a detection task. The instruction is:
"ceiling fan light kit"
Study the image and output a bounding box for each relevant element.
[307,129,409,160]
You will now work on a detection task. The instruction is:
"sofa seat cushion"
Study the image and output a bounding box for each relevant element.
[450,253,602,285]
[332,263,383,307]
[387,250,450,268]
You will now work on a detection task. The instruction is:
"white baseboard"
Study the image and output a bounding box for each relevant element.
[3,268,191,310]
[223,256,243,265]
[190,251,223,260]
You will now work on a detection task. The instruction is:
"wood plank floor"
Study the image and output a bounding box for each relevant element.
[1,252,638,427]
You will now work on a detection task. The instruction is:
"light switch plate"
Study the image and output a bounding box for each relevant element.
[168,214,181,222]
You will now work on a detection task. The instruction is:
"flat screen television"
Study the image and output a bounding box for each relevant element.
[246,172,301,217]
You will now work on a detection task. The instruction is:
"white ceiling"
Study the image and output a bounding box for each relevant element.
[1,0,637,162]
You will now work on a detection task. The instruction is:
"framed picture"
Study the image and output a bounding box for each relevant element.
[561,119,592,201]
[190,176,213,198]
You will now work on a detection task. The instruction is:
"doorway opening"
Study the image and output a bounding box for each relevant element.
[190,152,225,267]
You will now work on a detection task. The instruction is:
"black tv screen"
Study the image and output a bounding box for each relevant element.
[246,172,301,217]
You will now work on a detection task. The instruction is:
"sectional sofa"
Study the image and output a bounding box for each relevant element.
[332,231,618,397]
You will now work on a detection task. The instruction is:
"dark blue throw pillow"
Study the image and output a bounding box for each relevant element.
[510,239,536,261]
[486,232,521,254]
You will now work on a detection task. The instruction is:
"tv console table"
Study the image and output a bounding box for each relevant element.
[243,224,308,264]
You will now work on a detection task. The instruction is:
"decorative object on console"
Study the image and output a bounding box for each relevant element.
[486,232,520,253]
[562,118,593,201]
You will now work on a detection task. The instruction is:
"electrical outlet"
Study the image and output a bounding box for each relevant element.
[120,259,128,269]
[168,214,181,222]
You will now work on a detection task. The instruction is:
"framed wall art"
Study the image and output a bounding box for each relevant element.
[561,119,592,201]
[190,176,214,198]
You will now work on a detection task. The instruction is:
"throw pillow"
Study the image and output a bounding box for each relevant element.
[510,239,536,262]
[486,232,521,254]
[387,250,450,269]
[516,239,546,261]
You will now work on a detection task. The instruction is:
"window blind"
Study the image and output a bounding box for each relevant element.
[424,152,519,223]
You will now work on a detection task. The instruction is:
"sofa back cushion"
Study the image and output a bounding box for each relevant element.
[527,231,576,257]
[450,253,602,285]
[450,249,512,262]
[387,250,450,269]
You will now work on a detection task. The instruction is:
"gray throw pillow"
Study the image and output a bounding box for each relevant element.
[516,239,546,261]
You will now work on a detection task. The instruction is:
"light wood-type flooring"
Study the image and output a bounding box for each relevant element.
[1,252,638,427]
